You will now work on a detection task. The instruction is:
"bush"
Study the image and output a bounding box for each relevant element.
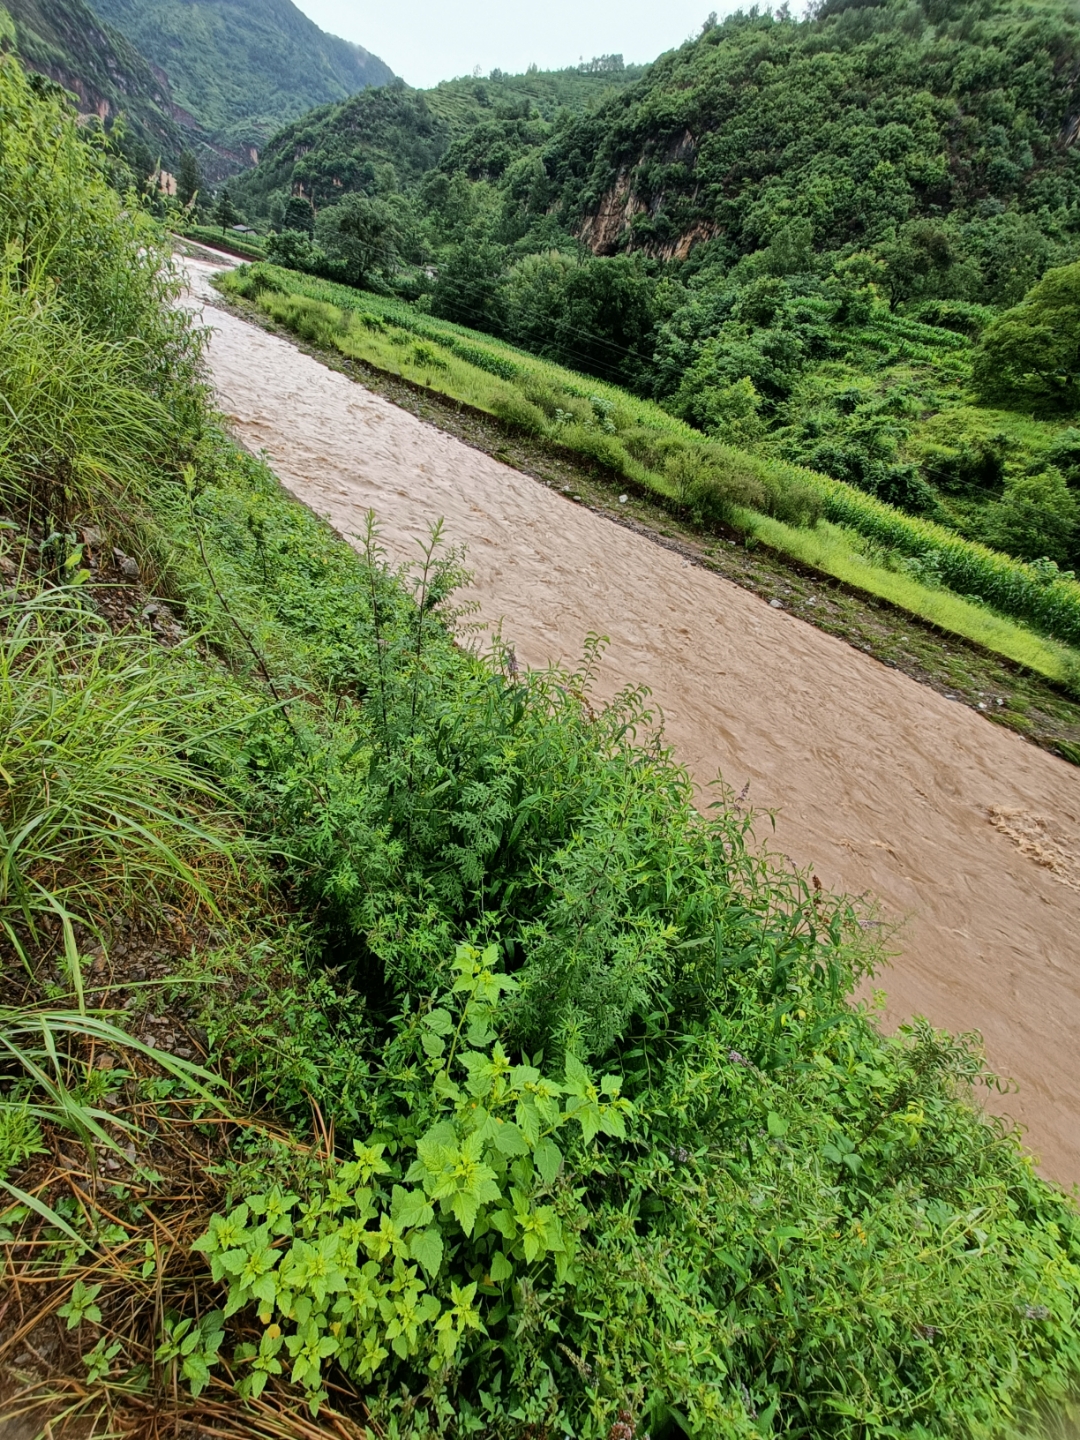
[175,495,1080,1438]
[265,229,323,272]
[521,376,566,417]
[558,421,628,471]
[973,261,1080,414]
[666,447,765,524]
[491,392,548,433]
[980,468,1080,564]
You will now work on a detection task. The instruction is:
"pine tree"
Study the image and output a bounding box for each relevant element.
[214,186,238,235]
[176,149,201,209]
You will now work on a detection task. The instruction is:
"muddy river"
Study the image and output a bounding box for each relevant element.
[183,254,1080,1186]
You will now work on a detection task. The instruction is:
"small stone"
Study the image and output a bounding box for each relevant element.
[977,702,986,710]
[618,494,628,504]
[82,527,103,548]
[769,598,784,608]
[120,556,140,580]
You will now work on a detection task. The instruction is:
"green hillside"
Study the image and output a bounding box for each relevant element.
[237,59,647,215]
[234,0,1080,577]
[0,0,188,160]
[92,0,395,155]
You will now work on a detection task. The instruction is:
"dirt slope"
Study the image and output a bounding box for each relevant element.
[183,256,1080,1187]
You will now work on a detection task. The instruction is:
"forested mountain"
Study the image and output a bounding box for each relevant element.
[0,0,188,159]
[235,0,1080,568]
[92,0,395,157]
[237,60,646,215]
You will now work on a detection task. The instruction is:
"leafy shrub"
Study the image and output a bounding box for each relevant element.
[224,261,290,300]
[980,468,1080,564]
[666,447,765,524]
[757,463,824,528]
[411,340,449,370]
[973,262,1080,414]
[265,229,323,273]
[172,485,1080,1432]
[557,422,628,471]
[195,943,632,1415]
[491,392,548,433]
[520,376,565,417]
[621,424,688,470]
[906,298,995,337]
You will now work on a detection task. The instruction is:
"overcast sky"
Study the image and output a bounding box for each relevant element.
[293,0,739,89]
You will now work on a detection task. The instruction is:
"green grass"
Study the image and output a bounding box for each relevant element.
[0,584,243,965]
[180,224,266,260]
[745,514,1080,683]
[216,262,1080,680]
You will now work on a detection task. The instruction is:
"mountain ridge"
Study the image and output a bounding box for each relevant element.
[0,0,191,161]
[92,0,396,157]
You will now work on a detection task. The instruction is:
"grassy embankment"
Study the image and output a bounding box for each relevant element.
[180,224,267,261]
[4,52,1080,1440]
[214,263,1080,689]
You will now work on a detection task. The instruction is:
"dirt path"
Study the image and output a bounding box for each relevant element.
[183,255,1080,1188]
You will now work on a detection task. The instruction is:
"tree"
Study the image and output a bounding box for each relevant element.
[981,468,1079,564]
[314,193,400,287]
[176,149,201,209]
[973,262,1080,414]
[214,187,238,235]
[282,194,315,236]
[266,230,319,271]
[429,234,508,331]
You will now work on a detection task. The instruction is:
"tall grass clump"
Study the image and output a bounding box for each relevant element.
[0,589,240,963]
[0,52,205,526]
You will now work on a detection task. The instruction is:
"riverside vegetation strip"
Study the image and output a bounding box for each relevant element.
[206,253,1080,763]
[4,48,1080,1440]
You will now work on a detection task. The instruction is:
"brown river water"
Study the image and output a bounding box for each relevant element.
[182,254,1080,1187]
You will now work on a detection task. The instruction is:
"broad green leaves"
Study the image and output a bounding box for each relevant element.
[191,943,634,1411]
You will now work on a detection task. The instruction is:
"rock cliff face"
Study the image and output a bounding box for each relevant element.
[576,159,720,262]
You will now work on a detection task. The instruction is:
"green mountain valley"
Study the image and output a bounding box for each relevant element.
[0,0,393,174]
[91,0,394,155]
[3,2,1080,1436]
[227,0,1080,588]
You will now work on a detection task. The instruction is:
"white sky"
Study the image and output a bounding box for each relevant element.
[293,0,740,89]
